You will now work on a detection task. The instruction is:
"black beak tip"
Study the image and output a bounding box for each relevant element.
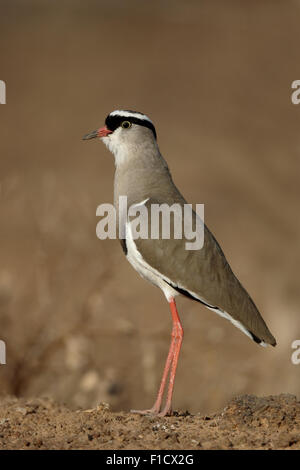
[82,130,98,140]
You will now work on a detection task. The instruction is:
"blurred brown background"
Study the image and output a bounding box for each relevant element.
[0,0,299,414]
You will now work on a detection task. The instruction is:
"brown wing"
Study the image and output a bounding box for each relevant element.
[131,198,276,346]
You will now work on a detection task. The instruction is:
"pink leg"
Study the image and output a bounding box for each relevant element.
[159,298,183,416]
[131,297,183,416]
[131,323,177,415]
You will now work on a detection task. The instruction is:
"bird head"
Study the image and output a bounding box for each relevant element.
[83,110,157,164]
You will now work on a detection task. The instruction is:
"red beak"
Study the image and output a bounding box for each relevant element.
[98,126,113,138]
[82,125,112,140]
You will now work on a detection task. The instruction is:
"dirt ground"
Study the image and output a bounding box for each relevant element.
[0,394,299,450]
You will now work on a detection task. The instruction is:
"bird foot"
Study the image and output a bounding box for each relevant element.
[158,407,172,417]
[131,405,172,417]
[130,407,160,416]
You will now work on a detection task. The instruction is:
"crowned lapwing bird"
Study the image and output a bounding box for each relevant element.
[83,110,276,417]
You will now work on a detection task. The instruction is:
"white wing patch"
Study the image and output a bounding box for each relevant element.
[131,198,150,208]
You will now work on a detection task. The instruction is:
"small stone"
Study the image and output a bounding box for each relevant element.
[15,407,27,416]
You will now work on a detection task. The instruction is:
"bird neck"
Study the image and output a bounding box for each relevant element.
[108,137,166,169]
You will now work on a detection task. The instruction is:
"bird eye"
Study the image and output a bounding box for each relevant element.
[121,121,132,129]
